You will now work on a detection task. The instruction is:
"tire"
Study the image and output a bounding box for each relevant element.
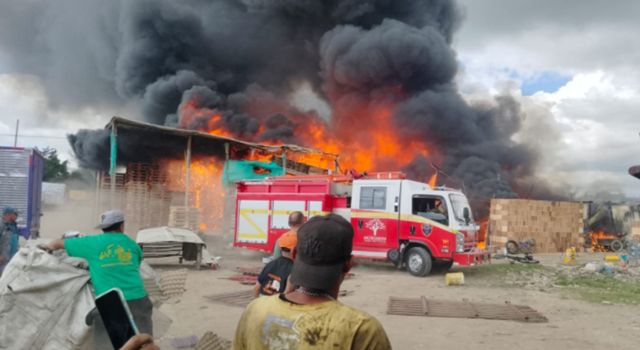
[611,240,624,252]
[432,260,454,273]
[506,240,519,255]
[405,247,433,277]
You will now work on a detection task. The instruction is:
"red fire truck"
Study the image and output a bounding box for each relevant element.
[232,172,490,276]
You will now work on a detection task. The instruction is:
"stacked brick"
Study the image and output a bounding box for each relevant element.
[489,199,586,253]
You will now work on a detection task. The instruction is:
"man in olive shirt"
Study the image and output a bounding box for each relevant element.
[235,214,391,350]
[45,209,152,348]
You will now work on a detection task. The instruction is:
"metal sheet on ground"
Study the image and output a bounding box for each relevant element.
[387,296,548,323]
[195,331,232,350]
[205,290,255,308]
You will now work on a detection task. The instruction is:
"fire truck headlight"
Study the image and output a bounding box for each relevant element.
[456,233,464,253]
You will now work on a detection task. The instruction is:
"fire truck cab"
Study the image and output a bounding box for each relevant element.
[233,173,490,276]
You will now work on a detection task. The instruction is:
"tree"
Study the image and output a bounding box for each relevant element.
[38,147,70,182]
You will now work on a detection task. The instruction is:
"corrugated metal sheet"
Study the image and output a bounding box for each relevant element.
[0,148,30,230]
[0,147,44,237]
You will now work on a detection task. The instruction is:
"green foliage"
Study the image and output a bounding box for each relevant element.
[38,147,69,182]
[555,274,640,304]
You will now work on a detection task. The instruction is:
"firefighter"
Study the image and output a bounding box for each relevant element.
[235,214,391,349]
[0,207,19,275]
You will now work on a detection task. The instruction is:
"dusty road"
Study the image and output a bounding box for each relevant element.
[148,238,640,350]
[35,208,640,349]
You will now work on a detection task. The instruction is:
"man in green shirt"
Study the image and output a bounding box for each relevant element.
[45,209,152,348]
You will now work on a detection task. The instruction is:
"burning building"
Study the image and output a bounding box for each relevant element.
[89,117,338,234]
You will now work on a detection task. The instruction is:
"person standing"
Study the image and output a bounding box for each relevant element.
[0,207,19,275]
[235,214,391,350]
[253,232,297,298]
[270,211,305,261]
[44,209,153,348]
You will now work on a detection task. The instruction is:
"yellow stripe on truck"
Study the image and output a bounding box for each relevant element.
[239,211,266,238]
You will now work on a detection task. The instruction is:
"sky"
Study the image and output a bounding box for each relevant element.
[0,0,639,198]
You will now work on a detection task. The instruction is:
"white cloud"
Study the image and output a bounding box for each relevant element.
[455,1,640,198]
[0,73,113,166]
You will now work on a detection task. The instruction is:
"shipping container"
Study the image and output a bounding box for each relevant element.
[0,147,44,238]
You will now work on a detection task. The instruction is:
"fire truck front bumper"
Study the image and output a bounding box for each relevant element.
[453,249,491,266]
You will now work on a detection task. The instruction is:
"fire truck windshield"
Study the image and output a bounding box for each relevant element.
[449,193,473,224]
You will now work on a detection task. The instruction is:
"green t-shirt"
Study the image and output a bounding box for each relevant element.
[64,233,146,300]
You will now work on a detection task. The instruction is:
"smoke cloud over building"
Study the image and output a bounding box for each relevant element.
[0,0,562,213]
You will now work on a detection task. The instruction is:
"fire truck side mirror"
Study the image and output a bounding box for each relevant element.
[463,207,471,225]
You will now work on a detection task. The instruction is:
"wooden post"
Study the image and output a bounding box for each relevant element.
[94,170,102,219]
[184,135,192,228]
[282,150,287,175]
[109,124,117,208]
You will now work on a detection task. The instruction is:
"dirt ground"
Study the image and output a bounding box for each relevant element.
[142,236,640,350]
[35,206,640,349]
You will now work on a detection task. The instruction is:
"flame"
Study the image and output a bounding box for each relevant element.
[589,230,619,252]
[428,173,437,188]
[178,91,432,174]
[160,157,225,232]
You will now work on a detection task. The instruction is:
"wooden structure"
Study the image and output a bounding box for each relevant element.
[489,199,585,253]
[94,117,339,234]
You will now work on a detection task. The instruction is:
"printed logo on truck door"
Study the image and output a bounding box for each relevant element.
[364,218,387,243]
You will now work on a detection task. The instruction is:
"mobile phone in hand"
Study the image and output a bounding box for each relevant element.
[95,288,139,349]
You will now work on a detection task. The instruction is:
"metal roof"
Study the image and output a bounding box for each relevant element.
[107,116,338,158]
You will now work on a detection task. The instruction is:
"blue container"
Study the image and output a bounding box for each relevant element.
[0,147,44,239]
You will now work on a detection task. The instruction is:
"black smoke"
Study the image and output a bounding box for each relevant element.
[0,0,563,215]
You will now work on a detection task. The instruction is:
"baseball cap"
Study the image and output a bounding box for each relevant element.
[2,207,17,216]
[289,214,354,291]
[279,231,298,251]
[95,209,125,229]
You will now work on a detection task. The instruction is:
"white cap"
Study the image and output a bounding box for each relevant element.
[95,209,125,229]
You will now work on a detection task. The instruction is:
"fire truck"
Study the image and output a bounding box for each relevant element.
[232,172,490,276]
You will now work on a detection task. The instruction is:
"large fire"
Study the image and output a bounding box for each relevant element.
[166,91,439,233]
[160,157,225,232]
[178,91,433,177]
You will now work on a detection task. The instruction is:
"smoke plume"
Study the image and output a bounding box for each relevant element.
[0,0,562,214]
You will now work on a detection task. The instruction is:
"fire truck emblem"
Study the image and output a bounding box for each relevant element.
[365,219,386,236]
[422,224,432,235]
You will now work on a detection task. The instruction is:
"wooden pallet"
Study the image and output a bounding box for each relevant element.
[195,331,231,350]
[387,296,547,323]
[141,242,184,258]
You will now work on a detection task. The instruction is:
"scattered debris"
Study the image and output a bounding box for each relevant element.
[205,290,255,308]
[195,331,231,350]
[223,274,258,285]
[387,296,548,323]
[235,266,262,276]
[158,269,189,298]
[339,290,354,297]
[171,335,199,349]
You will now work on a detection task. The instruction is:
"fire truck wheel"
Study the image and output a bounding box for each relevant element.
[405,247,433,277]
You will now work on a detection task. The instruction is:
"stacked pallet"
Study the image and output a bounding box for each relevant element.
[489,199,585,253]
[123,163,172,231]
[169,205,200,232]
[124,181,150,231]
[631,221,640,240]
